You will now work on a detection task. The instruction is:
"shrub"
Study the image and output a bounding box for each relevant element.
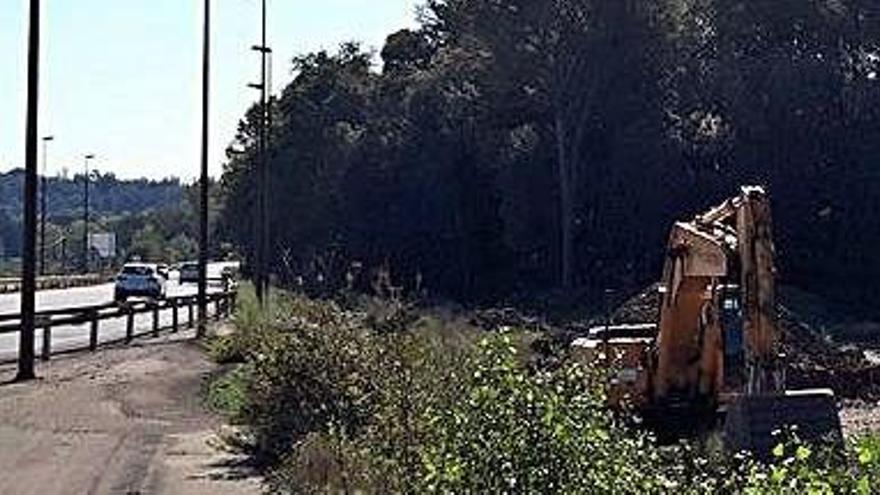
[258,327,671,493]
[411,335,667,493]
[238,297,384,465]
[220,291,880,494]
[737,432,880,494]
[207,283,296,364]
[206,364,252,420]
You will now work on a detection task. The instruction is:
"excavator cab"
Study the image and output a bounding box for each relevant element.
[719,285,745,391]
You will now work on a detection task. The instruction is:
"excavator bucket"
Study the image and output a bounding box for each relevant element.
[723,389,841,457]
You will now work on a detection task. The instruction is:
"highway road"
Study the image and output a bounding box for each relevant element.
[0,264,234,363]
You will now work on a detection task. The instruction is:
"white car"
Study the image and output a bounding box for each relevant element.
[114,263,168,302]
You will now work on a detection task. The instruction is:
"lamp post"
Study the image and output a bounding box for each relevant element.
[249,0,271,305]
[82,153,95,274]
[41,135,54,275]
[198,0,210,338]
[17,0,40,381]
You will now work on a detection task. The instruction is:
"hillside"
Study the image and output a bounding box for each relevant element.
[0,169,185,259]
[0,169,182,220]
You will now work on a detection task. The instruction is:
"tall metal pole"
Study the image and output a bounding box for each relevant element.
[198,0,210,338]
[40,135,53,276]
[250,0,269,305]
[17,0,40,381]
[260,0,269,304]
[256,0,267,305]
[253,115,264,305]
[82,154,94,274]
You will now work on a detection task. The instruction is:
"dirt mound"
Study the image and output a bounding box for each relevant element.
[611,284,662,324]
[610,285,880,401]
[779,307,880,401]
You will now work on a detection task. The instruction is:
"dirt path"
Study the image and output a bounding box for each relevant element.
[0,333,261,495]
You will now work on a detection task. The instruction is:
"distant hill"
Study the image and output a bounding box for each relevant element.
[0,169,183,220]
[0,169,185,258]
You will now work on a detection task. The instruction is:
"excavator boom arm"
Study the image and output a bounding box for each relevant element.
[653,186,780,402]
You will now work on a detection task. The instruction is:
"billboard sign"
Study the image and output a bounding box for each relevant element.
[89,232,117,259]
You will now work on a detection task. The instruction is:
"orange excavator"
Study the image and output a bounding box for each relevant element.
[573,186,840,453]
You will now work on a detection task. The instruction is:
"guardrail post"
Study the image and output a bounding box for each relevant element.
[41,324,51,361]
[188,299,194,329]
[126,307,134,344]
[152,304,160,338]
[172,299,179,333]
[89,311,99,351]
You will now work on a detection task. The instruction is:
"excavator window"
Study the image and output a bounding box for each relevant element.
[721,288,745,389]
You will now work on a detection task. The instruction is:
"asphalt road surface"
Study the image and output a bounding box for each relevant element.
[0,265,231,363]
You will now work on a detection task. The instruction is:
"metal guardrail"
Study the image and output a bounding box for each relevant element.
[0,274,110,294]
[0,290,237,362]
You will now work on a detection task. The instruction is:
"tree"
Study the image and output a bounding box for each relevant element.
[214,0,880,310]
[129,224,164,261]
[427,0,668,289]
[381,29,436,74]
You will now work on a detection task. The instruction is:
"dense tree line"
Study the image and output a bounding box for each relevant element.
[0,170,205,267]
[109,181,225,264]
[219,0,880,307]
[0,169,182,221]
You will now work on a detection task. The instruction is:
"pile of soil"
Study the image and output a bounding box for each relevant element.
[779,306,880,401]
[610,284,662,325]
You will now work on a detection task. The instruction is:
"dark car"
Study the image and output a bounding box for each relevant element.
[114,263,167,302]
[179,262,199,284]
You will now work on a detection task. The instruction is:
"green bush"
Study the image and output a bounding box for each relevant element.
[207,334,246,364]
[206,364,252,420]
[736,432,880,494]
[239,297,384,465]
[411,335,666,493]
[220,292,880,494]
[207,283,294,364]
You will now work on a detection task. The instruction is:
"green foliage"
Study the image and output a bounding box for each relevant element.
[207,283,275,364]
[207,334,246,365]
[0,169,223,267]
[129,224,165,261]
[219,293,880,493]
[205,364,252,420]
[413,335,662,493]
[0,210,21,259]
[0,169,182,220]
[0,170,188,262]
[219,0,880,308]
[733,432,880,494]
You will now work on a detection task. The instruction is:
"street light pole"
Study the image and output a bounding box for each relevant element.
[250,0,271,305]
[41,135,54,276]
[82,153,95,274]
[18,0,40,381]
[198,0,210,338]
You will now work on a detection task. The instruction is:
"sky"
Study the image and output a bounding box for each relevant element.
[0,1,419,181]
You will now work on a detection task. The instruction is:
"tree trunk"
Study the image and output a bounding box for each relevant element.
[556,112,574,289]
